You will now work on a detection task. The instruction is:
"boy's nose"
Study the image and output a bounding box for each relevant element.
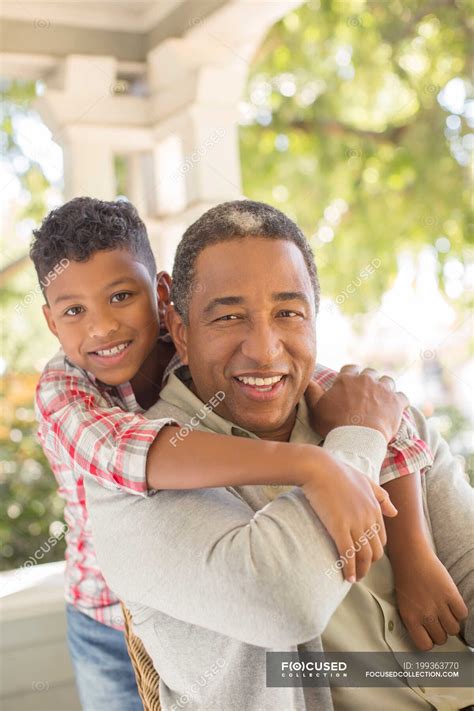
[87,313,120,339]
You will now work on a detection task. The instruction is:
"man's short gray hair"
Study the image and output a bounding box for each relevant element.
[171,200,320,323]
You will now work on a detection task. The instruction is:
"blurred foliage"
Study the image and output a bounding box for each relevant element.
[1,81,65,570]
[0,79,51,223]
[0,373,66,570]
[429,405,474,485]
[240,0,473,315]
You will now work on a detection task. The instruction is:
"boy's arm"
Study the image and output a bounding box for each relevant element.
[36,359,389,526]
[35,363,174,496]
[384,452,469,651]
[311,367,468,650]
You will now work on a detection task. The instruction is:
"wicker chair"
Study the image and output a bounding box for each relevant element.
[121,603,162,711]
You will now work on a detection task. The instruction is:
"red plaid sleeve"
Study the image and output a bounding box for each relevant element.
[35,354,175,496]
[313,364,433,484]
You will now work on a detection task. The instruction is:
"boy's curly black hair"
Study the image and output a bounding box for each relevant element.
[30,197,157,296]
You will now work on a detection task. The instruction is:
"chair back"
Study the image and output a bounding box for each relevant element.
[121,603,162,711]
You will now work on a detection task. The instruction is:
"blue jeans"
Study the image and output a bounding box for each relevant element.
[66,604,143,711]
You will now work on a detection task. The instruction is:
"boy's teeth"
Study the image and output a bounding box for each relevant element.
[95,342,129,356]
[237,375,283,386]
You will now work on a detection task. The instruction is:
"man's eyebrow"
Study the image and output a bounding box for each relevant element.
[53,278,137,305]
[202,296,244,316]
[202,291,310,315]
[272,291,310,304]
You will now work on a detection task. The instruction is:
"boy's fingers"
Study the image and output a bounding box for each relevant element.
[438,606,461,637]
[448,594,468,621]
[408,624,434,651]
[423,617,447,646]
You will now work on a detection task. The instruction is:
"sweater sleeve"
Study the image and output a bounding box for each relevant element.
[85,426,386,648]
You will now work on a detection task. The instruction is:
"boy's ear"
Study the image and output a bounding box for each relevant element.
[165,304,189,364]
[42,304,59,339]
[156,271,172,333]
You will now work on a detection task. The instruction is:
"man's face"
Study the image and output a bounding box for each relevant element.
[171,237,317,440]
[43,248,161,386]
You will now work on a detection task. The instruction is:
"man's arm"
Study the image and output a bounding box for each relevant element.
[85,428,387,649]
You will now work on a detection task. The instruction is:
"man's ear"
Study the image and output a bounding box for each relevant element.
[165,304,189,364]
[42,303,59,339]
[156,271,172,334]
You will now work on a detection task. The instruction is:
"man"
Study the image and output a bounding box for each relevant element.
[85,201,473,710]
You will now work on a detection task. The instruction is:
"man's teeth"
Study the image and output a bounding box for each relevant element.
[236,375,284,387]
[95,342,129,356]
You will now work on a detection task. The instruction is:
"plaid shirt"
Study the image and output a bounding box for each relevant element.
[35,353,433,630]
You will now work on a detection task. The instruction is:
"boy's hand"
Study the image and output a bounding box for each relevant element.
[393,545,468,650]
[302,449,398,582]
[306,365,409,443]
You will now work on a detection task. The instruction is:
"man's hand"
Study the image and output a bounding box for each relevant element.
[306,364,409,443]
[301,447,398,582]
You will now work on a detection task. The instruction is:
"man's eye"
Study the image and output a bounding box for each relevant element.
[278,310,301,318]
[111,292,132,303]
[216,314,241,321]
[64,306,83,317]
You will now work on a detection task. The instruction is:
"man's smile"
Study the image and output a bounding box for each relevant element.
[232,373,288,401]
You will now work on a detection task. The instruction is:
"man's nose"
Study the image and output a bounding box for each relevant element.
[240,323,283,364]
[87,308,120,340]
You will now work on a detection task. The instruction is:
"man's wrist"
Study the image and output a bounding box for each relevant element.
[323,425,387,481]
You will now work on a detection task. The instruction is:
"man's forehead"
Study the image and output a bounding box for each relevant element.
[193,237,313,296]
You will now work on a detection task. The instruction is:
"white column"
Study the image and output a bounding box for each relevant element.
[145,38,249,261]
[34,54,152,201]
[62,131,115,201]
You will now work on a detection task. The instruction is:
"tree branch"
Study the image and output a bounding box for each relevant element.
[381,0,457,43]
[288,118,410,143]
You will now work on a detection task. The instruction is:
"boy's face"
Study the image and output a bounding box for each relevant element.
[43,248,163,386]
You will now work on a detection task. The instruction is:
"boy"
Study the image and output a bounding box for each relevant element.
[30,197,458,710]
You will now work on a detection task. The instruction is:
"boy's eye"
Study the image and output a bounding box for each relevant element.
[111,292,132,303]
[64,306,83,317]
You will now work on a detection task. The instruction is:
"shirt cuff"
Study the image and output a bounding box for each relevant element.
[322,426,387,483]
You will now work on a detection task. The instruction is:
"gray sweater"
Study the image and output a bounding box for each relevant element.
[85,372,473,711]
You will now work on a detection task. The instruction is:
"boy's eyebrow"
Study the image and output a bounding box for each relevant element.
[53,277,138,305]
[202,291,310,315]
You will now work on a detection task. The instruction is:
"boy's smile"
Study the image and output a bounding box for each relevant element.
[42,248,163,392]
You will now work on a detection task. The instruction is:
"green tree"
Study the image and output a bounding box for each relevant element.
[240,0,472,314]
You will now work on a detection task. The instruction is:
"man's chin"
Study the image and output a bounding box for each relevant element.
[228,411,294,438]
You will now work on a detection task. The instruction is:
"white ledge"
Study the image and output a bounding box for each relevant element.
[0,560,66,621]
